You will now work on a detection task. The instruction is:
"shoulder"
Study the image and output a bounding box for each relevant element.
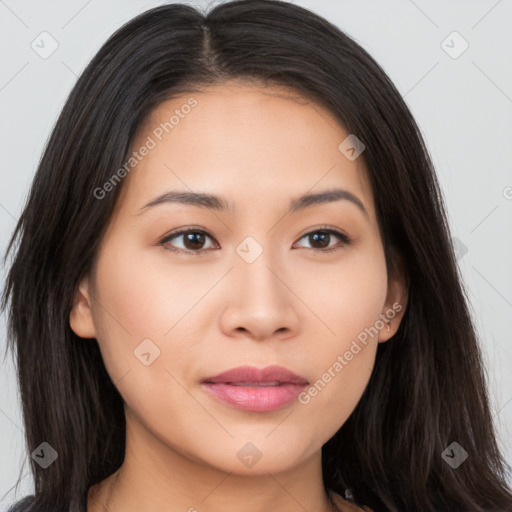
[331,491,374,512]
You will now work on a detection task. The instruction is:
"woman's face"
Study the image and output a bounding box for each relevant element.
[71,81,406,476]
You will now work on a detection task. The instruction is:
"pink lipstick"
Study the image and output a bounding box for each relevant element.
[201,365,309,412]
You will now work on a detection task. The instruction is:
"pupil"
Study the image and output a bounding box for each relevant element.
[311,232,329,248]
[185,232,204,249]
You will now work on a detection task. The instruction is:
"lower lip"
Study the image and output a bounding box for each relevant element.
[201,383,307,412]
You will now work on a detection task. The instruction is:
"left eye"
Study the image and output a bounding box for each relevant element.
[160,227,351,255]
[293,229,351,252]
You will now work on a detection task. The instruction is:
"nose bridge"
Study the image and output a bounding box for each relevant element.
[221,237,297,340]
[214,215,304,340]
[233,233,285,303]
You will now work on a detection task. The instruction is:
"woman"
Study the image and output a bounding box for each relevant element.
[3,1,512,511]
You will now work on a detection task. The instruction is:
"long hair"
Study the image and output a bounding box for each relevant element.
[3,1,511,510]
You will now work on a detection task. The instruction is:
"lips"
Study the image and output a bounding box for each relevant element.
[201,365,309,412]
[202,365,309,386]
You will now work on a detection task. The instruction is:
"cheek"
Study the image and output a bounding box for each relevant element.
[94,240,213,338]
[293,248,387,420]
[90,247,206,435]
[292,244,388,345]
[90,244,204,384]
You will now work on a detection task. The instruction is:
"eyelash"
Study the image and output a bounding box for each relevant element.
[159,226,352,256]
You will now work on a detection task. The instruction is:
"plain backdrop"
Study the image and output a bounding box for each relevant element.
[1,0,511,508]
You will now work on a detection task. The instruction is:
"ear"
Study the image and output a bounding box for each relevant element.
[69,275,97,339]
[378,260,408,343]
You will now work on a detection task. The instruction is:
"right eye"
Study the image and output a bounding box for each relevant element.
[160,228,219,255]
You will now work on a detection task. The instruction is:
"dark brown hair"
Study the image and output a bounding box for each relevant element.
[3,1,512,510]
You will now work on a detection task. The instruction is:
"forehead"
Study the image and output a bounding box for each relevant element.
[114,81,375,220]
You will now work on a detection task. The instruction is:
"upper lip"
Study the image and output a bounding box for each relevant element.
[201,365,309,385]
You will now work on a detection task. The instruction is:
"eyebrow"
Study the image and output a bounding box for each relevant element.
[138,188,369,219]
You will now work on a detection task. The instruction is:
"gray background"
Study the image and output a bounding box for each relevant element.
[1,0,511,507]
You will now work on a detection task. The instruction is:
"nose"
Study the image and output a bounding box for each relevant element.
[218,248,300,342]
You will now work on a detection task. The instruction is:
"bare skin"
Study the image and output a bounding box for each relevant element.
[72,80,405,512]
